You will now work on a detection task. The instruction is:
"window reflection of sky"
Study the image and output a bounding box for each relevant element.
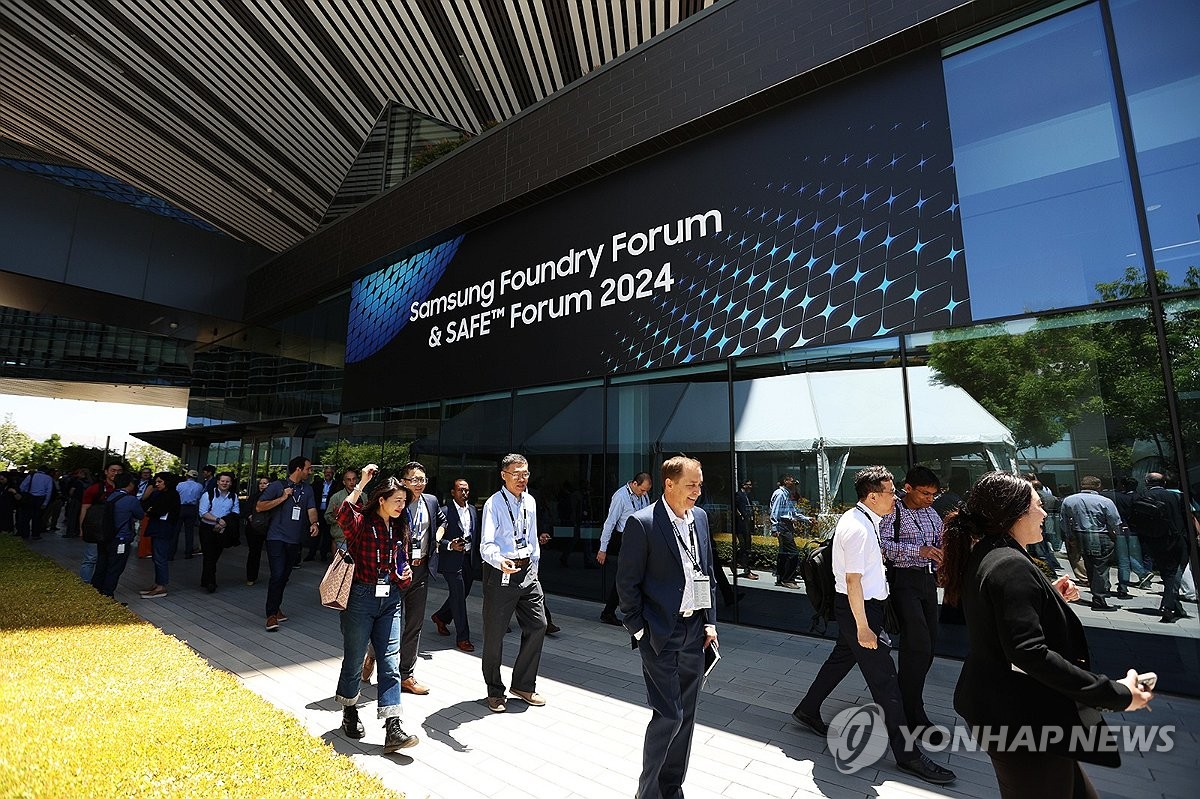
[1112,0,1200,287]
[944,4,1143,319]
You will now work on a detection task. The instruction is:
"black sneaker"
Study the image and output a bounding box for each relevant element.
[791,707,828,736]
[342,706,365,739]
[383,717,418,752]
[898,754,956,785]
[599,612,621,626]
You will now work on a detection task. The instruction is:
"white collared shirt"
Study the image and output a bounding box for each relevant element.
[480,487,539,568]
[833,503,889,600]
[662,498,702,614]
[599,484,651,552]
[453,500,473,551]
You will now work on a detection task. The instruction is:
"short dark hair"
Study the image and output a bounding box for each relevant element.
[287,456,310,474]
[400,460,426,478]
[114,472,135,490]
[203,464,216,473]
[662,455,701,484]
[632,472,652,485]
[854,466,894,499]
[904,466,940,490]
[778,473,793,485]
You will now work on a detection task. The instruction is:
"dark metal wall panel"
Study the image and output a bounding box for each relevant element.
[245,0,1032,321]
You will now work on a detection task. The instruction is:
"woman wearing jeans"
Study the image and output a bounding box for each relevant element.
[334,464,418,752]
[139,472,180,599]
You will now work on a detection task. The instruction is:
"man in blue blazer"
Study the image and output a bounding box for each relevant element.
[617,455,718,799]
[432,478,480,651]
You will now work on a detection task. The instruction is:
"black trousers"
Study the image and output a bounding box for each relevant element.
[796,594,916,763]
[888,567,939,726]
[988,749,1098,799]
[433,566,474,642]
[481,562,546,698]
[91,537,132,597]
[638,613,705,799]
[399,563,429,679]
[197,523,224,588]
[244,529,266,583]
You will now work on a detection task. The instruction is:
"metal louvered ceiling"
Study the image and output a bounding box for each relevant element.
[0,0,720,253]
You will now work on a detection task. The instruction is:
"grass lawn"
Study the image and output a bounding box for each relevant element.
[0,536,400,799]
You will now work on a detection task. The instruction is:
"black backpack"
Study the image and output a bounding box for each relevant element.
[1129,492,1172,539]
[81,485,116,543]
[801,532,836,633]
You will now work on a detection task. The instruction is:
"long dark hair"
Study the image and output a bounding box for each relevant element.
[940,471,1034,606]
[368,477,414,549]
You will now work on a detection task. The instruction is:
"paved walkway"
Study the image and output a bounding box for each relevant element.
[29,534,1199,799]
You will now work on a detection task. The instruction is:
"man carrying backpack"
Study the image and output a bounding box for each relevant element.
[90,473,144,598]
[1131,473,1191,623]
[792,466,955,786]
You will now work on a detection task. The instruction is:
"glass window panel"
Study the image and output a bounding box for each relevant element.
[944,5,1145,317]
[1111,0,1200,292]
[731,339,904,634]
[434,393,514,509]
[607,365,735,623]
[909,305,1199,691]
[514,382,605,602]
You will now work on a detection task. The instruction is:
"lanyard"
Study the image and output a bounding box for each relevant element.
[372,514,398,571]
[407,498,427,530]
[670,515,702,571]
[289,482,305,505]
[855,504,883,548]
[628,486,646,509]
[896,503,932,545]
[502,491,528,540]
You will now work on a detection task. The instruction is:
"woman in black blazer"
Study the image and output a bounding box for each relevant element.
[941,472,1152,798]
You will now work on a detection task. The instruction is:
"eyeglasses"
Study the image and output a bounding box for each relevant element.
[503,470,531,480]
[402,476,427,484]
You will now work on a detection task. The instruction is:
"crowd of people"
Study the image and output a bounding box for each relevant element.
[7,456,1197,797]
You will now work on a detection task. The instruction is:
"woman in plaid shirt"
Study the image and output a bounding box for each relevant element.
[334,464,419,752]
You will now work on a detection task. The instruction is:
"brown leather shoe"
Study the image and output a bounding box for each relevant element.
[431,613,449,636]
[509,689,545,706]
[456,640,475,652]
[265,614,279,632]
[546,623,561,635]
[275,609,289,622]
[401,677,429,695]
[486,696,506,713]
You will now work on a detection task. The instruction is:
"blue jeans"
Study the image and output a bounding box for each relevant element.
[80,542,98,583]
[1114,531,1147,592]
[336,582,403,718]
[265,540,301,617]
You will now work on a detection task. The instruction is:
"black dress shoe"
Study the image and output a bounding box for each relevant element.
[1090,600,1119,611]
[1159,613,1178,623]
[1115,591,1132,600]
[791,707,828,736]
[599,612,621,626]
[898,754,956,785]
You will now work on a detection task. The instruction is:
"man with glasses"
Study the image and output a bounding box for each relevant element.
[397,461,446,695]
[879,466,945,736]
[256,456,319,632]
[792,466,955,786]
[479,453,548,712]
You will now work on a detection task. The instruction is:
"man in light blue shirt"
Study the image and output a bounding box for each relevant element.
[770,474,809,588]
[175,470,205,560]
[18,466,55,540]
[479,453,548,712]
[1060,475,1122,611]
[596,472,652,624]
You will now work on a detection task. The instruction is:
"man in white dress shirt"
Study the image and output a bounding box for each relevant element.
[480,453,548,713]
[596,471,652,625]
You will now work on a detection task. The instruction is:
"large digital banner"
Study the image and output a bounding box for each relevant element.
[344,50,971,409]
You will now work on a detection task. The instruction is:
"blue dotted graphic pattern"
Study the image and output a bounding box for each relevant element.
[600,123,969,373]
[346,236,463,363]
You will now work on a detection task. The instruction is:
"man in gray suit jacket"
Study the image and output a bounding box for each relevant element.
[398,461,447,695]
[617,455,718,799]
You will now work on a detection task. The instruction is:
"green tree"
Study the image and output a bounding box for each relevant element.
[28,433,64,469]
[58,444,126,476]
[126,443,182,474]
[318,440,411,479]
[0,415,35,467]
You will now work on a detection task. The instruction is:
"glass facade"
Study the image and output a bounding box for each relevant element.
[174,1,1200,693]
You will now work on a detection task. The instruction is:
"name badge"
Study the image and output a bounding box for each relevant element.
[412,547,423,560]
[117,543,126,555]
[376,573,391,597]
[291,505,302,521]
[514,538,531,558]
[692,574,712,609]
[501,572,512,587]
